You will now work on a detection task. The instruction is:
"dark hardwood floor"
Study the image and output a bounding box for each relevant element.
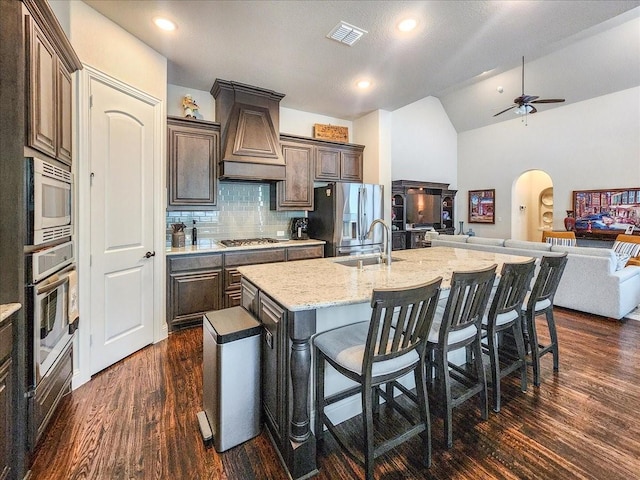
[29,308,640,479]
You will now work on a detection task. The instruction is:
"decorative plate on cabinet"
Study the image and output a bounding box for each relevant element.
[542,212,553,223]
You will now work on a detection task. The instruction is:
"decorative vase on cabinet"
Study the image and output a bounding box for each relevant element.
[564,211,576,231]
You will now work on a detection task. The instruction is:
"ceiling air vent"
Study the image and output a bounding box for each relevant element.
[327,21,367,46]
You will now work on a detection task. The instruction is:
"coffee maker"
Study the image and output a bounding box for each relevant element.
[290,217,309,240]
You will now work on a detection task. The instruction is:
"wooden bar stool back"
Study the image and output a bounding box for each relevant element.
[314,278,442,479]
[426,264,496,448]
[481,259,536,412]
[522,254,568,386]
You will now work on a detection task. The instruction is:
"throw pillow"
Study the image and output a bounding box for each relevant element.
[545,237,577,247]
[613,241,640,259]
[615,252,631,270]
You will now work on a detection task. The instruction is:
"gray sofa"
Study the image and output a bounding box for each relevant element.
[431,235,640,320]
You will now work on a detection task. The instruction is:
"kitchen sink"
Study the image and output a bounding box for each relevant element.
[333,256,403,267]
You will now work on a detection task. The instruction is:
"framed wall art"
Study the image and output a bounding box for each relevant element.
[572,188,640,235]
[469,189,495,224]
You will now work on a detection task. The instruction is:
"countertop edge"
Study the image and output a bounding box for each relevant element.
[1,303,22,322]
[166,239,325,256]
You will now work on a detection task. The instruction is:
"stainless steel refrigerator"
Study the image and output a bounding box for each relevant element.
[308,182,385,257]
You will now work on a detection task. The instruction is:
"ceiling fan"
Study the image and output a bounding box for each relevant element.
[493,56,565,117]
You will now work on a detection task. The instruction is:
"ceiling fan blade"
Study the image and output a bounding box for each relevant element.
[493,105,517,117]
[528,105,538,114]
[520,95,539,104]
[530,98,566,104]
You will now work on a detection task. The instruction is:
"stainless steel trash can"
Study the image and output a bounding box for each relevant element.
[201,306,261,452]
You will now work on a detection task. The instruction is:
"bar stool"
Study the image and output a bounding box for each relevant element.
[522,254,568,386]
[314,278,442,479]
[426,264,496,448]
[481,259,536,412]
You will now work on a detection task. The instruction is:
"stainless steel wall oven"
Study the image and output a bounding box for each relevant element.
[25,240,76,448]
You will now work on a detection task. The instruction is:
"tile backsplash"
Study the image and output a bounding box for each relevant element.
[166,182,304,244]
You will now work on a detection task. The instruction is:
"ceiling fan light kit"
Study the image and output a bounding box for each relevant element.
[494,56,565,122]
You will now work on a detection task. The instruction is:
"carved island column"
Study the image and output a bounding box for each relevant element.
[286,309,317,479]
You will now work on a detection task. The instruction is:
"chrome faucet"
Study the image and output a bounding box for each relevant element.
[366,219,392,265]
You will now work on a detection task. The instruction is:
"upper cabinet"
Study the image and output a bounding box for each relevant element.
[167,116,220,210]
[314,143,363,182]
[24,0,82,165]
[270,134,365,211]
[270,135,314,211]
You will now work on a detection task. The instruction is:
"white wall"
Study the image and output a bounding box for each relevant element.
[390,96,458,188]
[280,107,352,141]
[354,110,392,222]
[65,1,167,102]
[58,0,168,389]
[458,87,640,239]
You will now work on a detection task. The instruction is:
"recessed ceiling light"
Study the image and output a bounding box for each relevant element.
[153,17,176,31]
[398,18,417,32]
[357,80,371,89]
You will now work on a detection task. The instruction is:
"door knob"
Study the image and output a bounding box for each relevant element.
[144,251,156,259]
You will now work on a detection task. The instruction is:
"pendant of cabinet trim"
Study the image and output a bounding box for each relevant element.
[167,116,220,210]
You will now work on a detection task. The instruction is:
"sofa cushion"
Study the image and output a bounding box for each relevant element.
[550,245,615,258]
[615,252,632,271]
[613,241,640,259]
[468,237,505,246]
[504,239,552,252]
[441,235,469,243]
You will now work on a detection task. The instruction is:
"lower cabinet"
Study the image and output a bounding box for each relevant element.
[0,358,9,480]
[167,253,223,330]
[167,244,324,330]
[0,319,11,480]
[392,231,406,250]
[224,249,286,309]
[257,291,286,448]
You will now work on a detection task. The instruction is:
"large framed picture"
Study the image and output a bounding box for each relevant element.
[469,189,495,224]
[573,188,640,235]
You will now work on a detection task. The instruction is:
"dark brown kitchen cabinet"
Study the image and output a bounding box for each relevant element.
[257,290,286,449]
[270,137,314,211]
[314,143,363,182]
[223,249,286,309]
[24,9,80,165]
[286,244,324,261]
[167,116,220,210]
[392,231,406,251]
[0,316,13,480]
[167,253,223,330]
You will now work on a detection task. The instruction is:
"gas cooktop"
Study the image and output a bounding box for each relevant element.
[219,238,281,247]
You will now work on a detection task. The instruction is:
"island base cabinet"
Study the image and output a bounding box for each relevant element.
[258,293,286,449]
[242,279,318,480]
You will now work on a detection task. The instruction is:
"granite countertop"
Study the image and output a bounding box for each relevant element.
[237,246,533,312]
[1,303,21,322]
[166,238,325,256]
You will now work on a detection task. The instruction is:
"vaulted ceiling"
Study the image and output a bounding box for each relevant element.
[82,1,640,132]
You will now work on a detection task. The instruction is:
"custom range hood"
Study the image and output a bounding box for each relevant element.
[211,79,286,181]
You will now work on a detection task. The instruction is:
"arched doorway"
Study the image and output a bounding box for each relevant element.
[511,170,553,241]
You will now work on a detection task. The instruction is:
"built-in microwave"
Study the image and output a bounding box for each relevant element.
[25,157,73,246]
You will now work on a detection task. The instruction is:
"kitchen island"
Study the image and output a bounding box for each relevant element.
[237,246,532,479]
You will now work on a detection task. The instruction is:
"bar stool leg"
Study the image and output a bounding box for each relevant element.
[546,310,560,372]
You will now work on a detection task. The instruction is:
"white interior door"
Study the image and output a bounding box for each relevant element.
[88,78,156,374]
